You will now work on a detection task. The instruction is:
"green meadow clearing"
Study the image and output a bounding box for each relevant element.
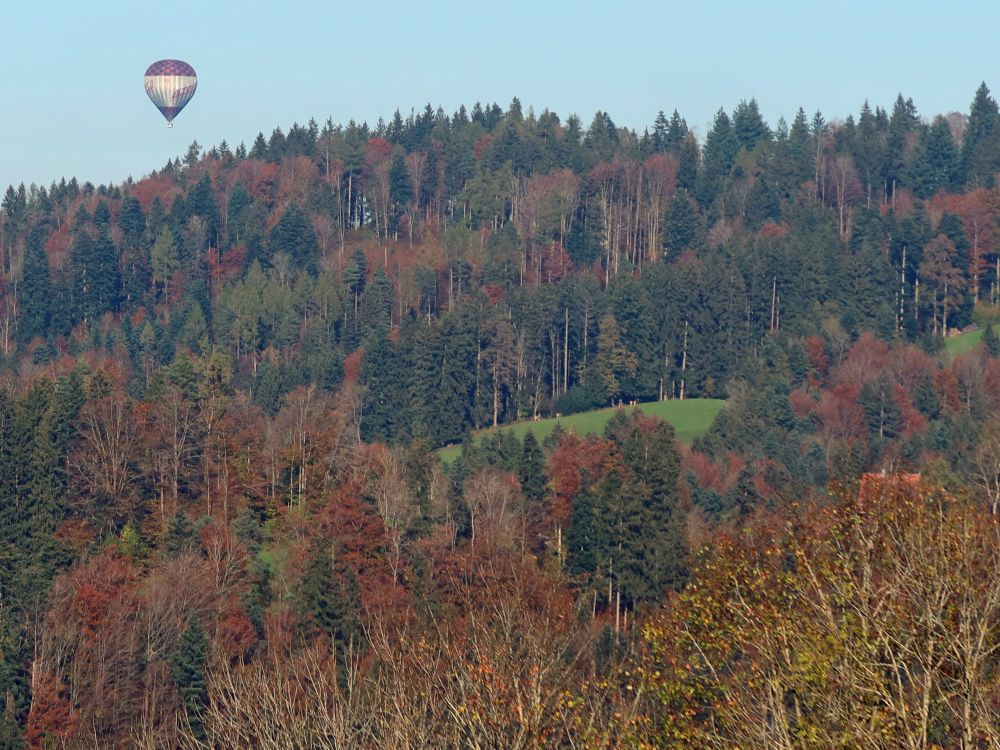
[436,398,727,463]
[943,324,999,357]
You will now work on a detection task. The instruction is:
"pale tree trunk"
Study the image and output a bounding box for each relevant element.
[563,307,569,395]
[679,319,689,400]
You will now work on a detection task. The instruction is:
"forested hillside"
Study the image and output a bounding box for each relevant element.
[3,85,1000,746]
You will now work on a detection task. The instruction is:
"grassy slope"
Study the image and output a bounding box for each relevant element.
[943,324,998,357]
[436,398,726,463]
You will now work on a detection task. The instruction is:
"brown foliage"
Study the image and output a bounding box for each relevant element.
[547,432,613,530]
[24,671,77,749]
[71,393,141,528]
[172,559,640,749]
[640,481,1000,749]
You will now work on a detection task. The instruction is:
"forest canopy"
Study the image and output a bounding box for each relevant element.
[2,86,1000,746]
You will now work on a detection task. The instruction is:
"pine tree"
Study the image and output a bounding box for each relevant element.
[92,199,111,228]
[732,98,771,151]
[183,141,202,169]
[267,128,286,162]
[406,316,470,446]
[225,185,252,248]
[252,360,295,415]
[982,323,1000,356]
[163,509,196,556]
[698,109,739,205]
[850,101,885,204]
[604,413,687,603]
[651,111,669,153]
[0,688,21,750]
[172,618,209,741]
[565,485,599,579]
[389,149,414,235]
[341,248,368,348]
[250,132,268,160]
[187,173,220,248]
[0,603,27,749]
[662,189,698,259]
[359,266,393,338]
[744,177,780,230]
[300,325,344,391]
[91,229,120,317]
[883,95,918,198]
[2,375,81,611]
[176,300,208,354]
[677,133,701,195]
[860,375,902,442]
[914,373,941,419]
[71,229,119,327]
[912,116,959,198]
[961,82,1000,187]
[117,196,146,250]
[664,110,688,153]
[298,542,361,682]
[19,228,51,343]
[268,203,318,274]
[360,330,406,442]
[519,431,545,503]
[610,277,658,400]
[787,107,813,186]
[840,209,896,338]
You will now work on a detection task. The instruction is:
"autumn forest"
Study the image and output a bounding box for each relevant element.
[3,86,1000,747]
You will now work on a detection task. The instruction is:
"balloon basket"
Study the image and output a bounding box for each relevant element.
[167,122,173,128]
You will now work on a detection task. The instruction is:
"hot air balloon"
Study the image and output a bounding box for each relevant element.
[144,59,198,127]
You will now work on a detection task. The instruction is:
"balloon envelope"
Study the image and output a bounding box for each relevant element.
[144,60,197,126]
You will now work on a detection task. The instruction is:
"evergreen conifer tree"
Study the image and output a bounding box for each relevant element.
[604,413,687,603]
[172,618,209,741]
[389,150,414,235]
[961,83,1000,187]
[982,323,1000,357]
[360,330,406,442]
[20,228,51,343]
[912,116,960,198]
[859,375,903,442]
[663,190,698,259]
[732,98,771,151]
[299,542,361,682]
[698,109,739,205]
[566,486,599,579]
[187,174,221,247]
[163,509,196,556]
[269,203,318,274]
[519,431,545,503]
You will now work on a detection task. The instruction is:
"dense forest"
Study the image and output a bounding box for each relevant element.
[3,84,1000,746]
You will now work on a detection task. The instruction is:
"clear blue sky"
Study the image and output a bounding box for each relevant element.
[2,0,997,188]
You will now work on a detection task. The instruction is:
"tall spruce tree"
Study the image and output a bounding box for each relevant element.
[519,431,546,504]
[71,229,119,327]
[389,149,414,235]
[912,116,960,198]
[360,329,407,442]
[698,109,739,205]
[269,203,318,274]
[298,541,361,682]
[172,618,209,740]
[604,412,687,604]
[19,227,51,343]
[961,83,1000,187]
[732,98,771,151]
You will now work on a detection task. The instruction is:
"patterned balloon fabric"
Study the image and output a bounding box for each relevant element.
[144,59,198,126]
